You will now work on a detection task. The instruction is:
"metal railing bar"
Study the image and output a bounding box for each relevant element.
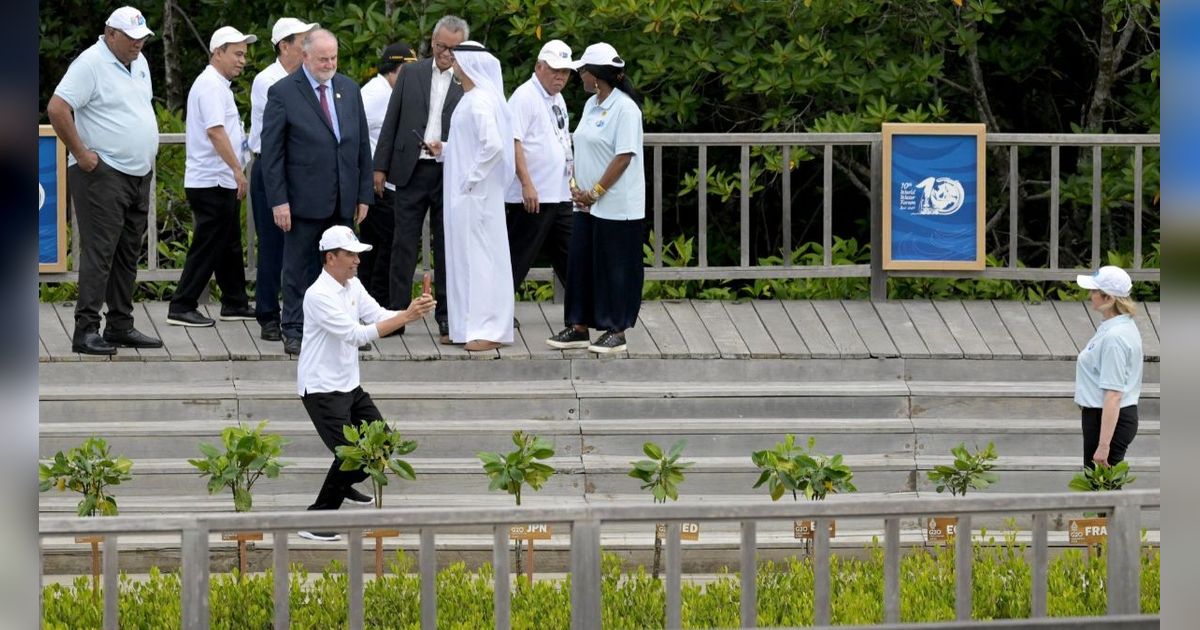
[653,145,663,267]
[1092,146,1102,268]
[740,521,757,628]
[888,268,1159,281]
[1051,146,1061,270]
[493,526,510,630]
[348,529,364,630]
[1134,146,1143,269]
[103,534,118,630]
[181,527,209,630]
[665,522,682,630]
[272,531,289,630]
[955,515,973,621]
[1107,505,1142,615]
[740,145,751,268]
[569,519,601,630]
[1009,146,1018,268]
[813,517,832,626]
[420,528,436,630]
[643,132,877,145]
[1032,512,1048,618]
[698,146,708,268]
[38,490,1161,535]
[823,144,833,268]
[884,517,900,624]
[781,145,792,267]
[869,140,886,300]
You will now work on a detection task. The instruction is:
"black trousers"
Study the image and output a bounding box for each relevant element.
[251,159,284,326]
[389,160,447,323]
[563,213,644,331]
[281,214,347,341]
[506,201,572,288]
[357,188,395,306]
[301,386,382,511]
[67,160,152,335]
[169,186,250,313]
[1081,404,1139,469]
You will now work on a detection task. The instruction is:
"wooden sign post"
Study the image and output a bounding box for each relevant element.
[926,517,959,544]
[655,522,701,541]
[1068,517,1108,559]
[509,523,552,582]
[221,532,264,579]
[364,529,401,578]
[75,536,104,596]
[793,520,837,540]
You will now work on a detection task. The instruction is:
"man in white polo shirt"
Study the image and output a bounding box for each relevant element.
[247,17,318,342]
[167,26,258,327]
[296,226,434,541]
[506,39,576,301]
[46,6,161,355]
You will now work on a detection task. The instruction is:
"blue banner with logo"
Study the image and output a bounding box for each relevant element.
[882,124,985,270]
[39,127,67,272]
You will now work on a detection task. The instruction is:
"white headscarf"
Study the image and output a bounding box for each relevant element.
[453,41,515,185]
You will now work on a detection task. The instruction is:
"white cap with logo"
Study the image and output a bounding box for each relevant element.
[209,26,257,52]
[106,6,154,39]
[1076,265,1132,298]
[271,17,319,46]
[319,226,372,253]
[537,40,574,70]
[571,42,624,69]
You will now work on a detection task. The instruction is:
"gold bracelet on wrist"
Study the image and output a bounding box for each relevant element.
[592,183,606,197]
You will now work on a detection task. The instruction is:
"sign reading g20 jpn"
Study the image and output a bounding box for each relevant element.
[882,123,986,271]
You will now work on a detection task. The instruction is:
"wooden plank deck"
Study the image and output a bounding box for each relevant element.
[38,299,1162,362]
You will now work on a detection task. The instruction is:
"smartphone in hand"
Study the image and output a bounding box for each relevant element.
[411,129,432,153]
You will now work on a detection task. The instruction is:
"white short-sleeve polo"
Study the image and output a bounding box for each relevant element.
[53,37,159,176]
[505,75,572,204]
[1074,314,1144,408]
[184,65,245,189]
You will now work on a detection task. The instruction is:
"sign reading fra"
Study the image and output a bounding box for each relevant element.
[1068,518,1108,545]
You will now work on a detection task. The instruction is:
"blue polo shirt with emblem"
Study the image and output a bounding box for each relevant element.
[572,88,644,221]
[54,36,159,177]
[1074,314,1143,408]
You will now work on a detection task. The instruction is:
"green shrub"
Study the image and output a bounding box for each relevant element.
[188,420,288,512]
[39,436,133,517]
[40,543,1160,627]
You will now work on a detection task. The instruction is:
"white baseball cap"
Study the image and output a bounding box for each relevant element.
[319,226,372,253]
[571,42,624,69]
[1076,265,1132,298]
[209,26,257,52]
[537,40,574,70]
[106,6,153,40]
[271,17,319,46]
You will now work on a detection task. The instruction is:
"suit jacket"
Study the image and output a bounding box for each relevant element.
[261,69,374,220]
[374,57,464,188]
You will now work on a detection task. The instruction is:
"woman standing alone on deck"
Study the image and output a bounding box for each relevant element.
[1074,266,1143,469]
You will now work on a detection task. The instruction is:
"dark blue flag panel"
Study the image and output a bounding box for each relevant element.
[888,134,979,263]
[38,134,65,270]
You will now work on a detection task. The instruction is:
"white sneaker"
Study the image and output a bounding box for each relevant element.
[298,530,341,542]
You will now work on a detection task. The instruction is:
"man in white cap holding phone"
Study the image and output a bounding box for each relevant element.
[505,39,576,304]
[47,6,162,355]
[295,225,435,540]
[247,17,319,343]
[167,26,258,327]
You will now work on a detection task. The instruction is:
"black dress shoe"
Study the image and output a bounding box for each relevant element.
[219,304,256,321]
[72,331,117,356]
[103,327,163,349]
[283,337,302,355]
[260,321,282,341]
[166,309,214,327]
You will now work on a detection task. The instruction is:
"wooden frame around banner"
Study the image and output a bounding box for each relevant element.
[39,124,68,273]
[881,122,986,271]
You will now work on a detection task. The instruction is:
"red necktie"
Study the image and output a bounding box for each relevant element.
[317,84,333,128]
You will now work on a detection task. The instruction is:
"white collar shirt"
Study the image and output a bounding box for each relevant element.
[297,270,397,396]
[421,65,454,159]
[505,74,572,204]
[361,73,396,190]
[248,59,289,154]
[184,65,245,189]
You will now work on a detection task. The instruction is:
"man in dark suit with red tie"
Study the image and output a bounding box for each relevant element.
[262,28,374,355]
[373,16,467,342]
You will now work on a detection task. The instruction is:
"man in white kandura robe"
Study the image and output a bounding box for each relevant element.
[434,41,515,350]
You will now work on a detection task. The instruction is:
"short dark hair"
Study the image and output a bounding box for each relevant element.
[273,33,297,57]
[321,248,341,265]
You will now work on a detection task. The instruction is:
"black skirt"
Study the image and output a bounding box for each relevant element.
[563,212,644,332]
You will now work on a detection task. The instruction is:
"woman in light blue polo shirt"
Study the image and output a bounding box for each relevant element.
[1075,266,1143,469]
[545,43,645,354]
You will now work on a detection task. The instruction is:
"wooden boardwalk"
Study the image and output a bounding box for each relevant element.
[37,299,1163,363]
